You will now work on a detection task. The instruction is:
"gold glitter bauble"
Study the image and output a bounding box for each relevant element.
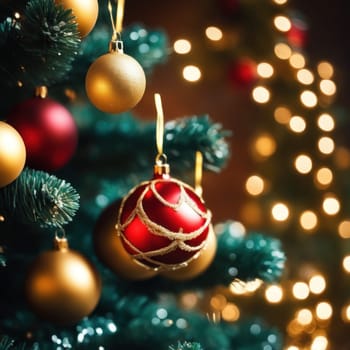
[85,51,146,114]
[161,225,217,281]
[25,238,101,325]
[55,0,98,37]
[94,200,157,280]
[0,121,26,188]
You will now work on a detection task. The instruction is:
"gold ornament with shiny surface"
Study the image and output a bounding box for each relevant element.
[25,237,101,325]
[85,41,146,114]
[94,200,157,280]
[55,0,99,37]
[161,225,217,280]
[0,121,26,188]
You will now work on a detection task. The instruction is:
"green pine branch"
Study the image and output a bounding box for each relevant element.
[0,0,80,91]
[169,342,204,350]
[0,167,79,228]
[195,221,286,286]
[72,113,230,178]
[0,336,36,350]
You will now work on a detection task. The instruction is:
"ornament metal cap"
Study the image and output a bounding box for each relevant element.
[35,86,48,99]
[54,236,69,251]
[154,162,170,176]
[109,38,124,53]
[154,153,170,176]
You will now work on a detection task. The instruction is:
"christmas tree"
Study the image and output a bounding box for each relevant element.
[0,0,347,349]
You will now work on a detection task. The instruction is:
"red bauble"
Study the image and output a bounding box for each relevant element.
[7,96,77,171]
[286,20,308,48]
[117,172,212,270]
[228,58,257,87]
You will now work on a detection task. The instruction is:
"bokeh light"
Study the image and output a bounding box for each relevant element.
[315,302,332,320]
[309,275,326,294]
[300,90,318,108]
[296,308,313,325]
[252,86,270,103]
[317,61,334,79]
[221,303,240,322]
[299,211,318,231]
[342,255,350,273]
[338,220,350,238]
[274,106,292,124]
[317,113,335,131]
[311,335,328,350]
[274,42,292,59]
[318,136,335,155]
[315,167,333,187]
[341,303,350,322]
[205,26,223,41]
[289,53,306,69]
[322,196,340,215]
[257,62,274,78]
[182,65,201,82]
[245,175,265,196]
[297,69,314,85]
[294,154,312,174]
[265,285,283,303]
[320,79,336,96]
[173,39,191,54]
[292,282,310,300]
[274,15,292,32]
[271,203,289,221]
[254,134,276,157]
[289,116,306,133]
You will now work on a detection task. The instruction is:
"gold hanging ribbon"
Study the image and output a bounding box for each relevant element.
[155,93,164,161]
[108,0,125,41]
[116,0,125,33]
[195,151,203,196]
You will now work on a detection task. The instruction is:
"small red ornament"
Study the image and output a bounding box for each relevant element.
[6,87,77,171]
[228,58,257,87]
[117,163,212,270]
[286,19,308,48]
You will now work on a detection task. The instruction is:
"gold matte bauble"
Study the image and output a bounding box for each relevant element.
[0,121,26,188]
[161,225,217,281]
[94,200,157,280]
[85,51,146,114]
[55,0,98,37]
[25,238,101,325]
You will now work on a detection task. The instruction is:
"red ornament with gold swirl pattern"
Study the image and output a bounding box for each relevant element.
[117,94,212,270]
[117,162,212,270]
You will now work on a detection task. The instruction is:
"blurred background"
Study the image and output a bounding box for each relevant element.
[127,0,350,223]
[1,0,350,349]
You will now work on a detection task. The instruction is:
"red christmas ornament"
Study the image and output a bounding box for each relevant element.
[228,58,257,87]
[6,87,77,171]
[286,20,308,48]
[117,164,212,270]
